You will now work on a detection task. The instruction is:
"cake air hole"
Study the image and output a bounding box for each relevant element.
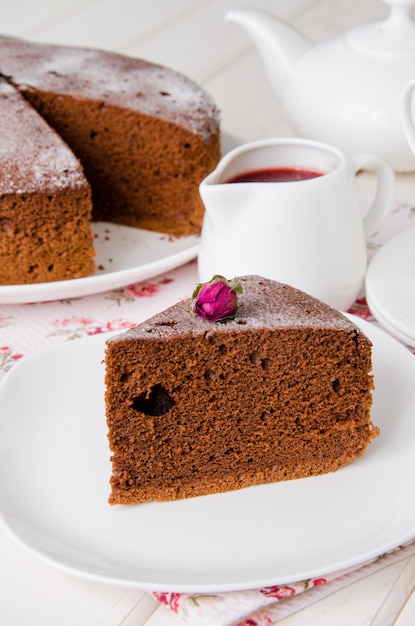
[204,369,215,381]
[249,350,261,364]
[131,383,175,416]
[332,378,340,392]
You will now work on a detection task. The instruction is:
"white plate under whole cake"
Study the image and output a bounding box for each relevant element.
[0,314,414,592]
[0,222,199,304]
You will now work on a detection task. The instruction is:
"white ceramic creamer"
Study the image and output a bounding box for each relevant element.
[198,138,395,311]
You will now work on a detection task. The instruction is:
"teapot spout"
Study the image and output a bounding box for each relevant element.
[226,7,312,93]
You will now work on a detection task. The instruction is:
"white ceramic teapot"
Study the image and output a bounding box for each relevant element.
[226,1,415,171]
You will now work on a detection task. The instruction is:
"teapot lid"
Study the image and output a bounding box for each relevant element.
[345,0,415,57]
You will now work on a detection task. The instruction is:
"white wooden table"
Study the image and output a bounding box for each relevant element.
[1,1,415,624]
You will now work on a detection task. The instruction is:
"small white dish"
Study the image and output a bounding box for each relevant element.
[366,292,415,348]
[0,222,199,305]
[366,227,415,346]
[0,315,414,592]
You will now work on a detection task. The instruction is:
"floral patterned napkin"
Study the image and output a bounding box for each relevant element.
[1,201,415,625]
[152,540,415,626]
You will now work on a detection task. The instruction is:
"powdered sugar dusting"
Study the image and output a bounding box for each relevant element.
[0,40,220,142]
[0,79,88,193]
[113,276,362,343]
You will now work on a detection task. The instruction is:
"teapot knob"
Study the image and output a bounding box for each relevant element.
[383,0,415,5]
[382,0,415,19]
[345,0,415,55]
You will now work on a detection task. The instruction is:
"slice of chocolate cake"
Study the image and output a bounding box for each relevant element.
[0,79,94,284]
[105,275,377,505]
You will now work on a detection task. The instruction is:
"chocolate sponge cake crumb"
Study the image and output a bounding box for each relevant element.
[105,275,377,505]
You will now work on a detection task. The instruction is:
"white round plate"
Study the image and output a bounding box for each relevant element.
[0,315,414,592]
[366,227,415,346]
[0,222,199,304]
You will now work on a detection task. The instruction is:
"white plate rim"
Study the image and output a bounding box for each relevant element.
[0,222,199,305]
[366,290,415,348]
[366,226,415,341]
[0,314,415,592]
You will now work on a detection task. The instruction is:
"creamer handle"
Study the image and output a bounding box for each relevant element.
[402,79,415,159]
[349,153,395,240]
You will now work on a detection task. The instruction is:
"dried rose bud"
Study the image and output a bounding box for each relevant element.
[191,275,242,322]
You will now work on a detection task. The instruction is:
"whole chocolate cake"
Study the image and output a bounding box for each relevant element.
[105,275,378,505]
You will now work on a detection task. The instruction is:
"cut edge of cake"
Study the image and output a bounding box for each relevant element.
[0,78,95,284]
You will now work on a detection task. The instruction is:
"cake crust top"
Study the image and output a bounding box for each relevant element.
[0,38,220,142]
[108,276,366,344]
[0,78,87,194]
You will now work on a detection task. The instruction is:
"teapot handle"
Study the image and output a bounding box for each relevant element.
[401,79,415,159]
[349,154,395,240]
